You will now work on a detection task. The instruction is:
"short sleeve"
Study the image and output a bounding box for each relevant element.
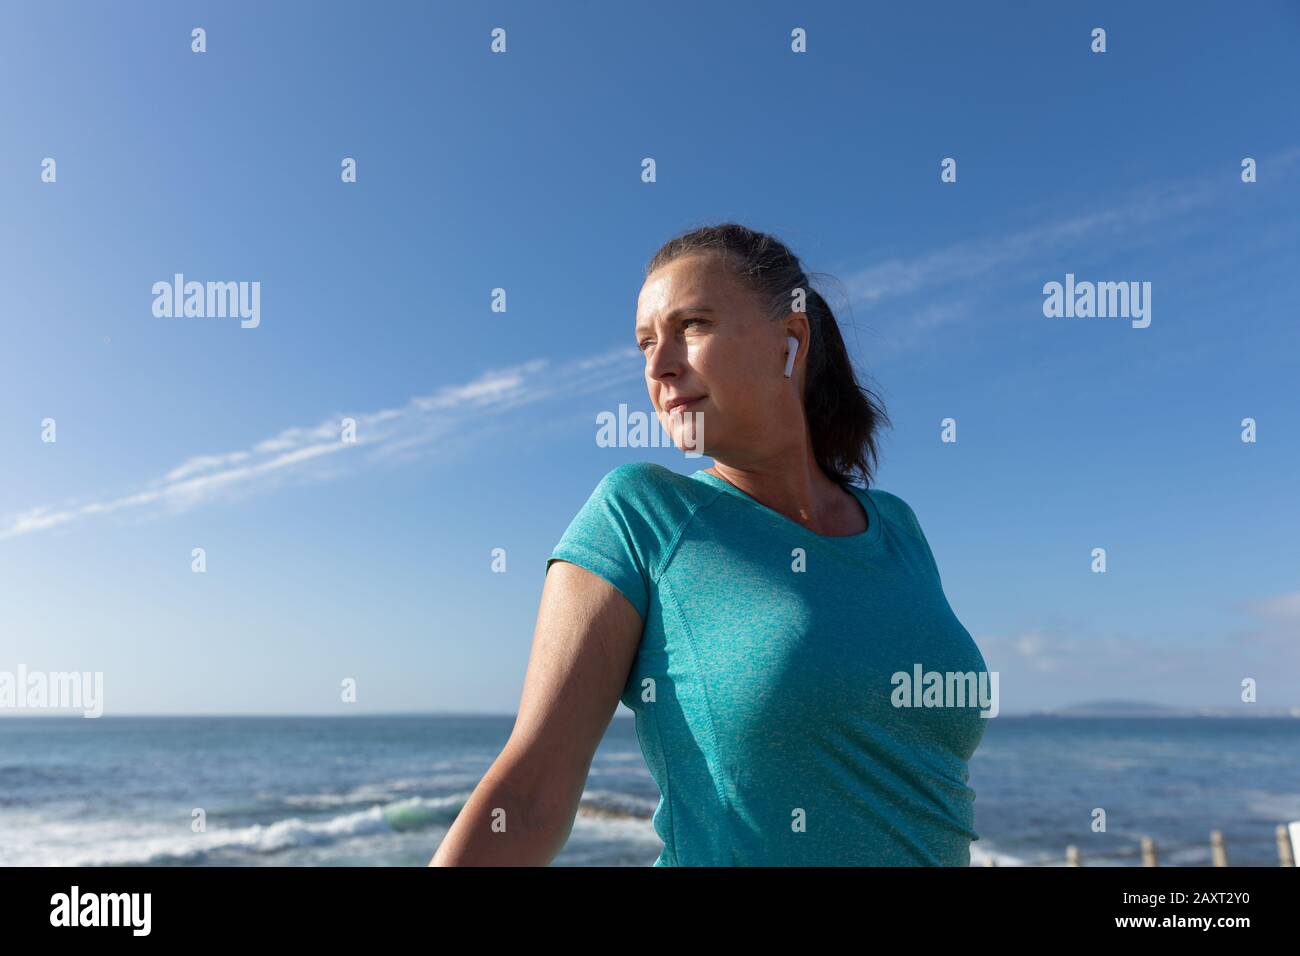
[898,498,944,587]
[545,466,656,622]
[873,489,944,587]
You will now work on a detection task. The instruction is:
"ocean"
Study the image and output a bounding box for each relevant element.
[1,714,1296,867]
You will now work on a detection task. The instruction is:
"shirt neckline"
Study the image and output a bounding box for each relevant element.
[690,469,883,545]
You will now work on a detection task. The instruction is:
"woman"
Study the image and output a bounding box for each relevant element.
[430,223,990,866]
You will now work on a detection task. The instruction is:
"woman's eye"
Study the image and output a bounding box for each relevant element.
[640,319,703,351]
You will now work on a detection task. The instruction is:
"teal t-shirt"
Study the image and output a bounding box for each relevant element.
[546,462,990,866]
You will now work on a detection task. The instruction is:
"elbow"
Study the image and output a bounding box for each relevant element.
[427,758,582,866]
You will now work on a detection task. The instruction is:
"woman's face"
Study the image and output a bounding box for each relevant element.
[635,253,805,464]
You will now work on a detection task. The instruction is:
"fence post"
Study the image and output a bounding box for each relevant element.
[1210,830,1228,867]
[1279,824,1296,867]
[1141,836,1158,867]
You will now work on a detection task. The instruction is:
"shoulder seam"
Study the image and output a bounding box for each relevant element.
[868,488,926,543]
[652,482,728,581]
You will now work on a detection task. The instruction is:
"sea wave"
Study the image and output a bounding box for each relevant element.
[969,841,1025,867]
[276,774,486,811]
[57,789,661,866]
[576,789,658,821]
[61,794,470,866]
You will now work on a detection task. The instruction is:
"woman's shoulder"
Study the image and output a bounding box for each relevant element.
[591,461,710,502]
[583,460,721,519]
[862,486,928,541]
[556,463,714,579]
[595,460,676,491]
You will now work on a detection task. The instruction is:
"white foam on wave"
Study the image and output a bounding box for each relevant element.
[279,774,482,809]
[1242,790,1300,822]
[969,841,1025,867]
[577,788,659,820]
[9,794,471,867]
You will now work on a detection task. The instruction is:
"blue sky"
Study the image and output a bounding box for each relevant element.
[2,1,1297,716]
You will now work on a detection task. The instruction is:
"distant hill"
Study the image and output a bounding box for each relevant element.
[1035,699,1300,718]
[1055,699,1178,716]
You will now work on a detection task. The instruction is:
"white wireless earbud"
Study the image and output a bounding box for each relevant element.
[783,335,799,378]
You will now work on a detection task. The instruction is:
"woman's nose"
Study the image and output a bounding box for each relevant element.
[645,341,681,381]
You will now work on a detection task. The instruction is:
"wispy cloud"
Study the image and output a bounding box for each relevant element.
[1,347,643,540]
[1232,591,1300,657]
[11,150,1298,542]
[974,619,1300,711]
[837,146,1300,355]
[1242,591,1300,623]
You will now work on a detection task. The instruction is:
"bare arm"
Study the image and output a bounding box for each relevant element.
[428,560,643,865]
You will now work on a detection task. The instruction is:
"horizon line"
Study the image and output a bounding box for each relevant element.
[2,708,1296,720]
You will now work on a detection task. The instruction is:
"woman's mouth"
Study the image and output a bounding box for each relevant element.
[665,397,705,415]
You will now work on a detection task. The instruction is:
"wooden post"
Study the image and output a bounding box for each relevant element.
[1278,825,1295,867]
[1210,830,1228,867]
[1141,836,1158,867]
[1066,845,1080,866]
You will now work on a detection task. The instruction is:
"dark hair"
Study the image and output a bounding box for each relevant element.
[645,222,891,488]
